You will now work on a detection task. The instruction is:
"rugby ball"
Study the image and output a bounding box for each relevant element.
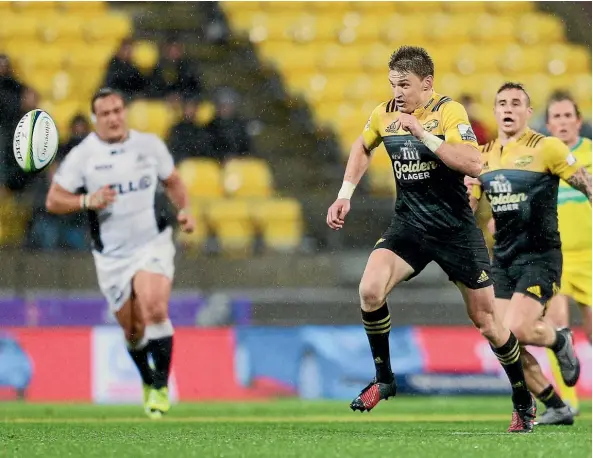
[13,109,59,173]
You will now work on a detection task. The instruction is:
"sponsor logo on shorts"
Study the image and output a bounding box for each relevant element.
[477,271,489,284]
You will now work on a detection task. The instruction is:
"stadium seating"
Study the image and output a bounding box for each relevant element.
[251,198,303,252]
[205,199,255,257]
[221,1,591,196]
[222,158,273,199]
[178,158,224,201]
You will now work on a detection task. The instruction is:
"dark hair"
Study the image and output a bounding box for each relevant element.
[388,46,434,79]
[495,82,531,107]
[70,113,90,127]
[91,88,125,114]
[545,90,581,122]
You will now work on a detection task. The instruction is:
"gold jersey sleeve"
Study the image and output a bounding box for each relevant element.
[361,103,386,151]
[543,136,581,180]
[440,101,479,148]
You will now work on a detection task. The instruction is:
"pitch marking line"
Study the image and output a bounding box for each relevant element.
[2,414,591,424]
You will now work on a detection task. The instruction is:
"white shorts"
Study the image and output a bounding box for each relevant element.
[93,227,176,313]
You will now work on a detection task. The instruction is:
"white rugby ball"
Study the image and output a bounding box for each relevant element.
[13,109,59,173]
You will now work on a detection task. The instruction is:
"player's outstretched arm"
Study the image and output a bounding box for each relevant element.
[326,135,372,230]
[46,183,116,214]
[161,169,195,233]
[566,167,592,203]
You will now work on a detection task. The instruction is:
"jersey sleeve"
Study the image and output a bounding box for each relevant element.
[151,135,175,180]
[53,146,85,193]
[543,137,581,180]
[440,101,479,148]
[361,105,383,151]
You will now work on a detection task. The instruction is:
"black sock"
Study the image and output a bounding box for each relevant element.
[361,303,393,383]
[491,332,531,407]
[148,336,173,390]
[128,346,153,386]
[537,384,566,409]
[551,330,566,353]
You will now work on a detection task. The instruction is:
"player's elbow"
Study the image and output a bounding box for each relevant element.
[45,194,58,214]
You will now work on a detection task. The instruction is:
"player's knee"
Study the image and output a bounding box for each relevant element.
[145,301,169,324]
[358,281,385,312]
[507,324,531,344]
[470,309,497,340]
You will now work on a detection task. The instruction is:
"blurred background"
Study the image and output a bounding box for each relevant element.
[0,1,590,403]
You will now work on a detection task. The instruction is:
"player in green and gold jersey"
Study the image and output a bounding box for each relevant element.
[542,92,592,423]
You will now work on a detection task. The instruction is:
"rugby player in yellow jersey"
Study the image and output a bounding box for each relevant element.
[468,83,592,427]
[326,47,535,433]
[541,92,592,424]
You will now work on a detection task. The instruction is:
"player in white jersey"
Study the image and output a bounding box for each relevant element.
[46,88,195,419]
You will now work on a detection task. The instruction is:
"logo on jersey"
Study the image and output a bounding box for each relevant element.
[566,153,577,166]
[423,119,439,132]
[514,155,533,167]
[364,118,371,131]
[385,121,399,134]
[392,140,438,181]
[110,175,153,195]
[95,164,113,171]
[457,123,477,142]
[488,174,527,212]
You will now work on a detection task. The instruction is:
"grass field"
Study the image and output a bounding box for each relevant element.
[0,397,591,458]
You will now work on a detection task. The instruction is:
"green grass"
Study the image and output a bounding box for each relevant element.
[0,397,590,458]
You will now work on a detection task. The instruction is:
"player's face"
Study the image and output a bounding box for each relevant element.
[546,100,582,146]
[494,89,532,136]
[93,95,128,143]
[388,71,431,114]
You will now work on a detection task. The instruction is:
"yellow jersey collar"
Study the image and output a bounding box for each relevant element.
[412,91,438,116]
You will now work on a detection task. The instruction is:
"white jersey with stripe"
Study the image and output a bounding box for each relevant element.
[53,130,175,257]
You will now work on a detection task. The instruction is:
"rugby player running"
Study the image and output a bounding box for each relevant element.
[327,47,535,433]
[467,83,591,427]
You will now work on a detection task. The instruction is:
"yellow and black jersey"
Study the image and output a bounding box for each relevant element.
[472,129,581,265]
[362,91,478,234]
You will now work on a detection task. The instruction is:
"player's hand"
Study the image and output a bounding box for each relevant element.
[395,113,424,138]
[326,198,351,230]
[177,209,195,234]
[88,185,117,210]
[463,176,480,198]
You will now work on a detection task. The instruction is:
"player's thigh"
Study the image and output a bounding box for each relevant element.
[360,221,429,304]
[432,224,493,291]
[133,271,172,324]
[545,294,570,329]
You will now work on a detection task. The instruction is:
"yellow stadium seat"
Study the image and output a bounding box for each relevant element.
[60,1,107,16]
[263,1,307,13]
[11,1,57,13]
[517,13,565,46]
[133,40,159,74]
[318,45,364,73]
[573,74,592,105]
[247,13,297,43]
[39,100,84,138]
[486,1,534,14]
[258,43,318,73]
[176,203,208,252]
[38,16,84,44]
[304,16,344,43]
[394,2,444,14]
[518,74,553,109]
[223,158,273,198]
[65,44,115,72]
[251,198,303,252]
[425,14,473,45]
[0,15,39,42]
[546,44,591,75]
[379,14,428,44]
[127,100,174,138]
[84,13,133,44]
[455,45,501,75]
[8,46,66,75]
[443,1,487,14]
[178,158,224,200]
[368,146,396,196]
[206,200,255,257]
[471,15,515,44]
[20,70,73,101]
[312,1,352,13]
[499,45,547,76]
